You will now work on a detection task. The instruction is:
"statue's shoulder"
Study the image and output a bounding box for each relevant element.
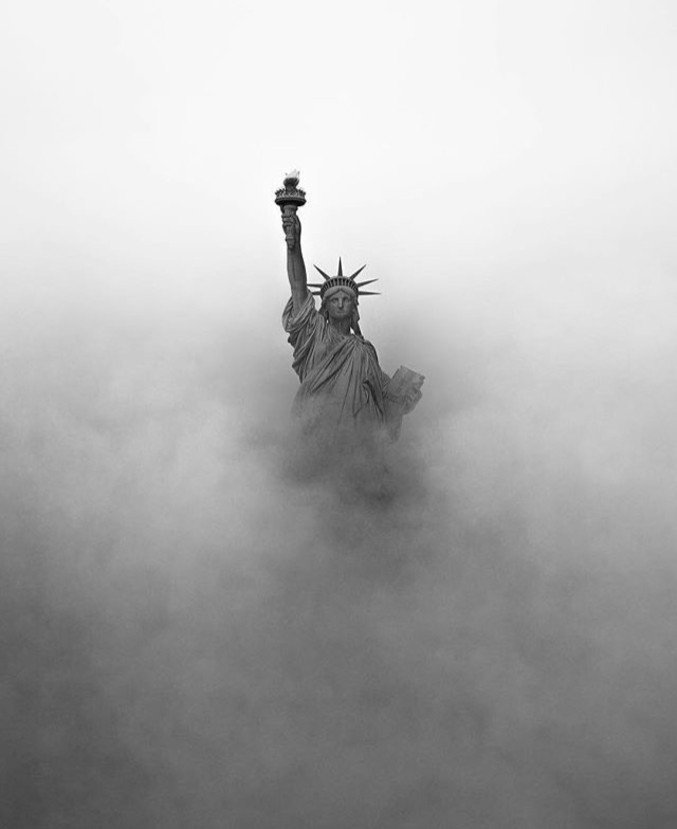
[283,292,317,322]
[283,294,324,343]
[358,336,381,362]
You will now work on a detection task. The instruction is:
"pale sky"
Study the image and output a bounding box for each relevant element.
[2,0,676,314]
[1,0,676,460]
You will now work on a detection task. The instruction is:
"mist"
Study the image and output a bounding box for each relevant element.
[2,1,677,827]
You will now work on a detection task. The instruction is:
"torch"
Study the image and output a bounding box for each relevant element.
[275,170,306,250]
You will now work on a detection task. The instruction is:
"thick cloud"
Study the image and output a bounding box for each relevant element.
[2,253,677,828]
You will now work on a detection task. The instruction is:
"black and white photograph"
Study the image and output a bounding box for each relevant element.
[2,1,676,826]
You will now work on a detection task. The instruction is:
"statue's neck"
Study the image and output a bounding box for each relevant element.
[328,318,352,336]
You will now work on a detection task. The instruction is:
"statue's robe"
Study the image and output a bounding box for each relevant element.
[283,293,402,445]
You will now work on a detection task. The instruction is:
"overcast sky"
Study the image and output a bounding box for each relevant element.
[2,0,676,446]
[3,0,676,324]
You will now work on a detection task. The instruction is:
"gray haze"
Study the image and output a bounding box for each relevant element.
[2,1,677,827]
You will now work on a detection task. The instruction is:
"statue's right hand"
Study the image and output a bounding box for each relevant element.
[282,209,301,250]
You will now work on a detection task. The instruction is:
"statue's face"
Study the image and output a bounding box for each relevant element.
[325,289,355,321]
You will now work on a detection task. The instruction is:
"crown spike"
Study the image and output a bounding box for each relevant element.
[313,260,381,299]
[314,265,331,281]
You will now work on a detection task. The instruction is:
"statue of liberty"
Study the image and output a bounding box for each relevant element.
[276,172,424,455]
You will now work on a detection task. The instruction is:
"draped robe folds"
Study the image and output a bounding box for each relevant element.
[282,293,403,444]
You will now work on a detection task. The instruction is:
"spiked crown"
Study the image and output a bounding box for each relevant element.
[308,258,380,299]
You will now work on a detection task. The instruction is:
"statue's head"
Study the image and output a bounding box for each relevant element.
[309,259,380,335]
[322,285,357,323]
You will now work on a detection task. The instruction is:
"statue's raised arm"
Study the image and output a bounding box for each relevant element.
[275,171,307,313]
[282,210,307,312]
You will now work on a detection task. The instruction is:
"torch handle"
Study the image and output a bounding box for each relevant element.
[281,204,298,251]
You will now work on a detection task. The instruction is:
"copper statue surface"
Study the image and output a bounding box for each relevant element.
[276,172,424,454]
